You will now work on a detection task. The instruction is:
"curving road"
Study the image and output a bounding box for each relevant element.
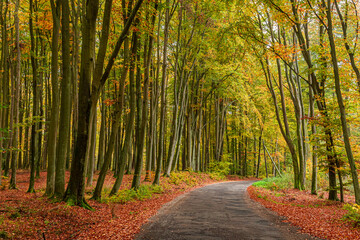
[136,181,319,240]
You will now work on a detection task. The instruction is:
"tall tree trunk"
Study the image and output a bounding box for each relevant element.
[153,0,170,185]
[165,3,183,176]
[260,55,300,188]
[309,77,318,195]
[97,91,106,170]
[325,0,360,204]
[263,140,268,178]
[36,37,45,178]
[132,2,157,189]
[64,0,142,207]
[63,0,100,208]
[9,0,21,189]
[0,0,10,183]
[45,0,60,196]
[110,30,138,196]
[253,136,256,176]
[86,112,97,187]
[28,0,40,193]
[54,0,72,198]
[244,136,248,177]
[266,17,301,188]
[144,78,156,181]
[288,0,338,199]
[256,131,262,178]
[23,65,30,169]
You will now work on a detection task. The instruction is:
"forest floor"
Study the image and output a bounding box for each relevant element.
[0,170,252,239]
[248,185,360,240]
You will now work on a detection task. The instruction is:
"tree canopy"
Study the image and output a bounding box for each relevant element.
[1,0,360,208]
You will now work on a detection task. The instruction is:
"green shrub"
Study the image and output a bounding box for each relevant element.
[252,173,293,190]
[169,172,199,186]
[103,185,164,204]
[342,203,360,227]
[0,230,9,239]
[208,172,225,181]
[169,172,186,185]
[257,194,268,200]
[207,161,232,178]
[9,212,21,220]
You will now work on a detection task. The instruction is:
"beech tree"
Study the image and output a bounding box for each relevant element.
[1,0,360,208]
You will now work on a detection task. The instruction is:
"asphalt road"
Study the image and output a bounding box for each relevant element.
[136,181,319,240]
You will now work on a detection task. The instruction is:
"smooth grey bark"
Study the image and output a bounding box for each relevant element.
[45,0,61,193]
[132,30,143,186]
[195,82,203,172]
[97,91,106,170]
[54,0,72,198]
[92,43,130,199]
[285,0,338,198]
[92,61,128,200]
[309,76,317,195]
[69,0,80,171]
[187,110,192,168]
[110,30,138,196]
[64,0,142,208]
[144,75,157,181]
[133,36,143,181]
[93,30,130,197]
[23,63,30,170]
[132,1,158,189]
[63,0,100,209]
[18,91,24,170]
[260,55,300,189]
[256,131,262,178]
[9,0,21,189]
[214,98,226,163]
[263,140,268,178]
[88,0,144,124]
[253,136,256,176]
[325,0,360,204]
[82,6,103,175]
[243,136,248,177]
[165,4,182,176]
[293,59,306,187]
[149,20,161,175]
[266,16,301,189]
[86,112,97,187]
[302,15,311,173]
[284,54,305,188]
[153,0,170,185]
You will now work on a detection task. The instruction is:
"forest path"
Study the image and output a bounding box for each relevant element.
[135,181,320,240]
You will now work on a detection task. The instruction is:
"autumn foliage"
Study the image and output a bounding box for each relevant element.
[0,171,247,239]
[248,185,360,240]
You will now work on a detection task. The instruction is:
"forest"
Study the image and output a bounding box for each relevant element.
[1,0,360,238]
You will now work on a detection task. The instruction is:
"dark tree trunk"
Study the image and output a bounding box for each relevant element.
[63,0,100,209]
[28,0,40,193]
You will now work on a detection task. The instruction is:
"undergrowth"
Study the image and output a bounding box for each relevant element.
[102,185,163,204]
[168,171,200,187]
[342,203,360,227]
[252,173,293,190]
[0,230,9,239]
[207,161,232,180]
[101,171,224,204]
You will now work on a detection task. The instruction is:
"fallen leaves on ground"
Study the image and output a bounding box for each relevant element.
[0,171,253,239]
[248,186,360,240]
